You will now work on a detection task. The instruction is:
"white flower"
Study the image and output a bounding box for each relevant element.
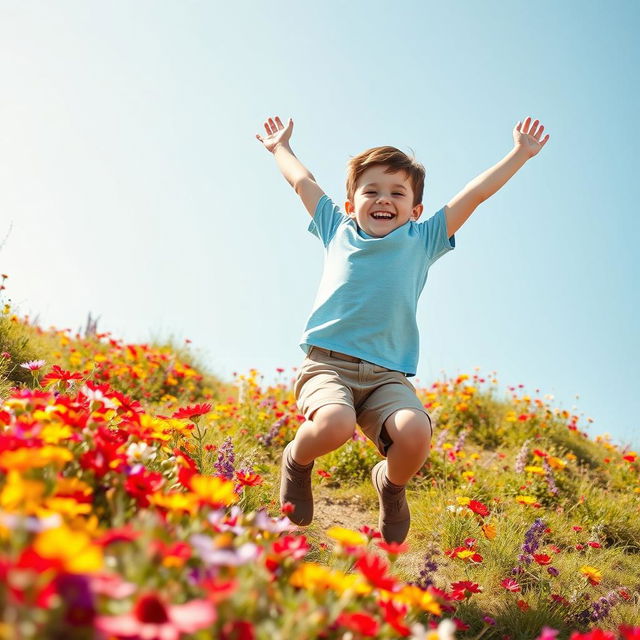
[126,442,156,464]
[20,359,46,371]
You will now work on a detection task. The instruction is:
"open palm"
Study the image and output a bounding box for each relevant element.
[256,116,293,153]
[513,116,550,158]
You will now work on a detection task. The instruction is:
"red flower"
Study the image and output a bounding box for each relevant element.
[355,553,397,591]
[235,471,263,487]
[95,592,216,637]
[533,554,552,565]
[125,470,164,507]
[587,541,601,548]
[572,525,583,532]
[500,578,521,592]
[516,599,530,611]
[172,403,212,420]
[569,630,617,640]
[468,500,490,517]
[358,525,382,540]
[336,612,380,637]
[316,469,332,478]
[376,541,409,555]
[619,625,640,640]
[41,365,83,389]
[451,580,482,598]
[272,535,310,560]
[380,599,411,636]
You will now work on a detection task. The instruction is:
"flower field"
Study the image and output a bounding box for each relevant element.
[0,275,639,639]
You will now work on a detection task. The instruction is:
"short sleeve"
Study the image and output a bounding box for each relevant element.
[417,206,456,266]
[307,194,344,247]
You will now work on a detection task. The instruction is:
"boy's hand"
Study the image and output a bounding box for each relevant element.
[256,116,294,153]
[513,116,550,158]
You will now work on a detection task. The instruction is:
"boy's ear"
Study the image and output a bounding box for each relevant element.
[411,204,424,221]
[344,200,355,218]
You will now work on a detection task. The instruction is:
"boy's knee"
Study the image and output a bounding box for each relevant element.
[386,409,432,450]
[311,403,357,441]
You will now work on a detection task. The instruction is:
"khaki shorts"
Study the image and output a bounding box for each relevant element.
[293,346,432,457]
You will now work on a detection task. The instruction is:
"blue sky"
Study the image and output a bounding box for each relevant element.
[1,1,638,449]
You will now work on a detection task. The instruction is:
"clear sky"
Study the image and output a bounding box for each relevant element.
[1,1,638,449]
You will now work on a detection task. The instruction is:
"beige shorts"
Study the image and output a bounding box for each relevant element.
[293,346,432,457]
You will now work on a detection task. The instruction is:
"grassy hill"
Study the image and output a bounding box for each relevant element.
[0,288,638,639]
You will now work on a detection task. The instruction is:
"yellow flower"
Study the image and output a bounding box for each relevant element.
[505,411,517,422]
[524,465,545,475]
[394,585,441,615]
[580,565,602,584]
[565,452,577,461]
[547,457,566,470]
[0,446,73,472]
[40,421,73,444]
[326,527,367,547]
[456,496,471,506]
[290,562,333,591]
[55,477,93,498]
[33,526,103,573]
[190,475,238,507]
[43,497,92,518]
[482,523,497,539]
[462,471,475,479]
[149,492,199,514]
[0,471,46,512]
[328,571,371,595]
[516,495,537,505]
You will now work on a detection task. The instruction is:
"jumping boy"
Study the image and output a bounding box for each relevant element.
[256,115,549,543]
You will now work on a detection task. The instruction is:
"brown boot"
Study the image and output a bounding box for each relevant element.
[371,460,410,544]
[279,441,314,526]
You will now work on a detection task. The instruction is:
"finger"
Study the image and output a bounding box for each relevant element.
[533,124,544,140]
[530,119,540,137]
[256,134,262,142]
[268,117,276,133]
[275,116,284,130]
[541,134,550,146]
[523,116,531,134]
[264,121,272,135]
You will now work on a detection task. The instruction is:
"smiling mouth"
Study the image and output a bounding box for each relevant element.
[370,213,396,221]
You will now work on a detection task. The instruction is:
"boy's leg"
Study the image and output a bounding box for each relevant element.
[280,403,357,526]
[357,369,432,543]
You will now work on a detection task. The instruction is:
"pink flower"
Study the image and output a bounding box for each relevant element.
[95,593,216,640]
[20,359,46,371]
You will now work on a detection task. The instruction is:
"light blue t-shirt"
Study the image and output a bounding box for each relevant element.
[299,194,456,376]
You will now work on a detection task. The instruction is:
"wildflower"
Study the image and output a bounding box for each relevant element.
[327,526,368,548]
[272,535,310,560]
[483,616,496,626]
[451,580,482,599]
[517,599,530,611]
[514,439,530,473]
[316,469,331,479]
[235,471,263,487]
[214,436,235,480]
[481,523,496,539]
[355,552,397,591]
[500,578,521,592]
[20,359,46,371]
[172,403,212,420]
[533,553,552,565]
[190,534,259,567]
[520,517,546,563]
[580,565,602,585]
[41,365,83,389]
[547,566,560,576]
[190,474,238,508]
[468,500,490,517]
[414,546,440,589]
[377,541,409,555]
[32,526,103,574]
[95,593,215,638]
[542,457,559,495]
[336,611,380,637]
[535,627,560,640]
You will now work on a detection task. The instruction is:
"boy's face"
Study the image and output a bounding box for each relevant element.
[344,165,423,238]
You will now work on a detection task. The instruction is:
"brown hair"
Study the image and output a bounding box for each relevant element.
[346,146,426,207]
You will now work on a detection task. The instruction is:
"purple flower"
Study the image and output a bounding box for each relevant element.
[514,439,530,473]
[542,458,559,495]
[547,566,559,577]
[520,518,546,563]
[214,436,235,480]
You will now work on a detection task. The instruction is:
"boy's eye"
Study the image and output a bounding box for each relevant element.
[364,191,404,196]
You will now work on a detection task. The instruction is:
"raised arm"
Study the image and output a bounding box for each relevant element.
[256,116,325,217]
[444,116,550,237]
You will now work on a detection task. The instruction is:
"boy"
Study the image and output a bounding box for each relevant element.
[256,115,549,543]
